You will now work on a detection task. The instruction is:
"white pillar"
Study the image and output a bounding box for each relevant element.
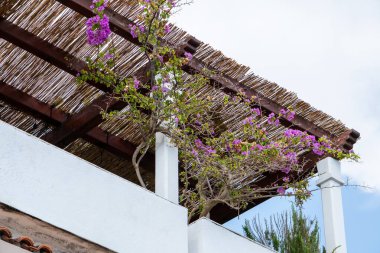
[155,132,179,204]
[316,157,347,253]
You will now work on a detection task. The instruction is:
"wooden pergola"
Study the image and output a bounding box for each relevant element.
[0,0,359,223]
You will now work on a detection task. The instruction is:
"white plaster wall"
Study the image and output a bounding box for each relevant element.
[0,121,188,253]
[188,218,275,253]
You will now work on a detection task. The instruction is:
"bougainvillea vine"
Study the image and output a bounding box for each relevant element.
[78,0,359,220]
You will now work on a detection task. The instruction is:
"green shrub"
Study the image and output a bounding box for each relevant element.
[243,206,325,253]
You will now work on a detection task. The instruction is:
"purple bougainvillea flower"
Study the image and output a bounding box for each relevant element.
[205,146,216,155]
[168,0,176,6]
[277,187,286,195]
[284,129,304,138]
[86,15,111,46]
[285,152,297,164]
[139,25,145,33]
[267,112,276,125]
[312,142,324,156]
[164,24,171,34]
[243,116,254,125]
[256,144,264,151]
[251,108,261,116]
[128,24,138,39]
[287,111,295,121]
[283,177,290,183]
[133,77,140,89]
[161,87,169,93]
[280,108,295,121]
[157,55,164,64]
[281,167,291,174]
[184,52,193,61]
[195,139,203,148]
[151,85,159,91]
[104,53,113,61]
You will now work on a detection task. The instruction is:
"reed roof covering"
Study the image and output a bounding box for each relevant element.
[0,0,359,223]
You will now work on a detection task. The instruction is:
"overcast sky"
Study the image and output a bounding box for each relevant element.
[172,0,380,192]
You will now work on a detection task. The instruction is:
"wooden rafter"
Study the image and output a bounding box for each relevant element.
[42,95,125,147]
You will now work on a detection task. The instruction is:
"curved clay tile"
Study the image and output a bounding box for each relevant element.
[0,226,54,252]
[16,236,35,250]
[0,226,12,240]
[37,244,53,253]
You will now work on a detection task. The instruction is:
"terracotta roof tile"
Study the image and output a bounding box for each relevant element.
[0,226,53,253]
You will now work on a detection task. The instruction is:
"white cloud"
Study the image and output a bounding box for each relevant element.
[172,0,380,192]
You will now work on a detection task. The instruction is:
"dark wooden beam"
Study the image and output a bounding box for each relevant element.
[0,81,68,124]
[84,127,137,159]
[0,80,155,171]
[42,96,125,147]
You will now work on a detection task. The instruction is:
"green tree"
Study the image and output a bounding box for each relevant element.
[243,206,326,253]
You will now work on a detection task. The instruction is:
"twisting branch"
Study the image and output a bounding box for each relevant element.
[132,142,148,188]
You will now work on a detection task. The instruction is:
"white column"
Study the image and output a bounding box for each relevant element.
[155,132,179,204]
[316,157,347,253]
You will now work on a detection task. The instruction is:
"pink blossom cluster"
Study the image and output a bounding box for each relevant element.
[280,108,295,121]
[128,24,145,39]
[184,52,193,61]
[283,129,331,156]
[193,139,216,156]
[267,112,280,126]
[164,24,172,34]
[86,0,111,46]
